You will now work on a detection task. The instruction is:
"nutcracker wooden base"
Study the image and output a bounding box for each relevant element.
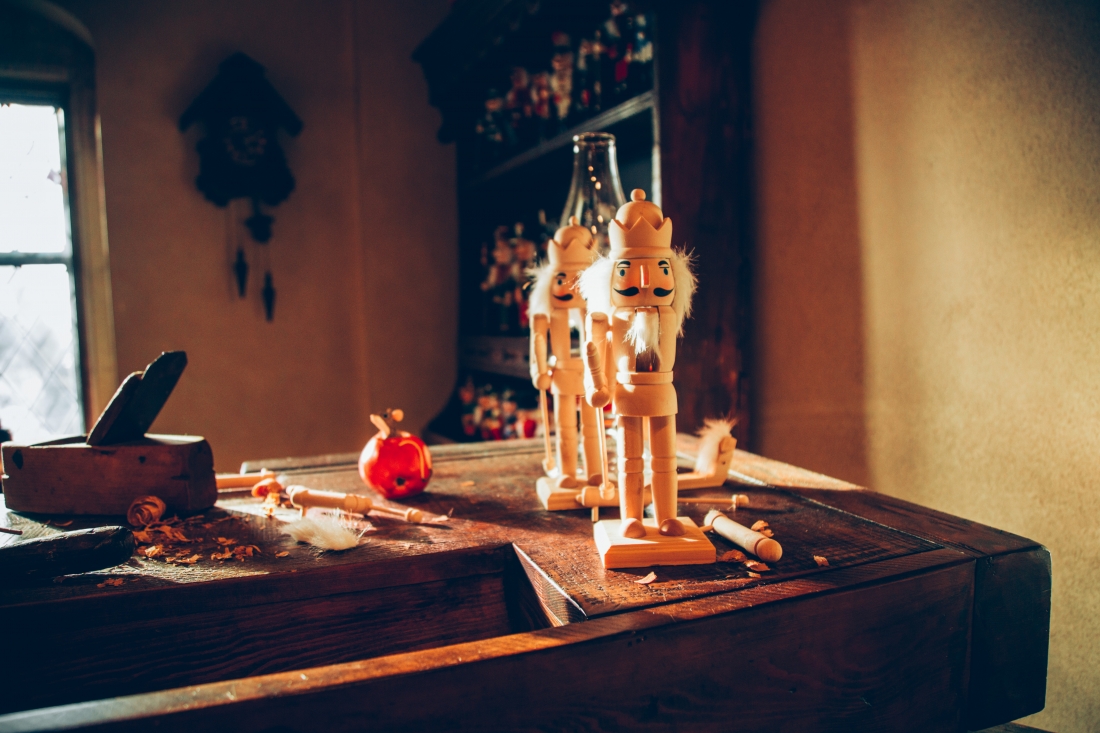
[594,516,716,569]
[535,478,583,511]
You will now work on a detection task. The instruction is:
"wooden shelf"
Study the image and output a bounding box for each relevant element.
[460,335,530,379]
[464,90,655,189]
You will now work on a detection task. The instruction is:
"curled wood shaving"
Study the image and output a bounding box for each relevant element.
[139,545,165,558]
[215,537,236,546]
[165,553,201,565]
[813,555,830,567]
[746,571,761,578]
[275,551,289,558]
[744,560,771,572]
[634,571,658,585]
[718,549,747,563]
[96,578,125,588]
[750,520,769,532]
[127,495,166,527]
[759,528,775,538]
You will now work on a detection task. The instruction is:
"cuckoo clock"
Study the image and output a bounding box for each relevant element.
[179,52,302,320]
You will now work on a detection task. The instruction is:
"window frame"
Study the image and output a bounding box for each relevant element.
[0,9,118,430]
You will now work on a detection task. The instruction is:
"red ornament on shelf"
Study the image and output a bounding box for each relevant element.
[358,409,433,499]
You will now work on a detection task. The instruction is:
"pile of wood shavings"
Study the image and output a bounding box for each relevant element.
[132,513,273,565]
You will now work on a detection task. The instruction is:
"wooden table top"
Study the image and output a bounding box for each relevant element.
[0,439,1050,733]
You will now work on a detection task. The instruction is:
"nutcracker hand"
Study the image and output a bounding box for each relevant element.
[535,372,552,391]
[589,387,610,409]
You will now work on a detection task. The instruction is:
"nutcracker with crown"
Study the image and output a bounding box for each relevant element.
[579,189,716,568]
[529,217,607,510]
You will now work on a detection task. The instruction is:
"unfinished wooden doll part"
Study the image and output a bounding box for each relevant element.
[0,351,217,516]
[704,509,783,563]
[529,216,606,512]
[286,486,439,524]
[580,189,714,569]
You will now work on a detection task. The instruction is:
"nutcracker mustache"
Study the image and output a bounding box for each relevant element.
[552,293,574,301]
[626,308,661,355]
[614,287,640,296]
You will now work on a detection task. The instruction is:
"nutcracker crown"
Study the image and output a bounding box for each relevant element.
[548,216,597,268]
[609,189,672,258]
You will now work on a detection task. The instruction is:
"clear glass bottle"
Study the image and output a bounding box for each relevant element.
[560,132,627,255]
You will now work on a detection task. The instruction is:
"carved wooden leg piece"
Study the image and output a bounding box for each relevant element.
[649,415,684,536]
[579,401,602,486]
[554,393,580,489]
[618,416,646,539]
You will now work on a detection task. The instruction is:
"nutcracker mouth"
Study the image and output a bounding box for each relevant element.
[614,287,640,296]
[552,293,574,301]
[653,287,674,297]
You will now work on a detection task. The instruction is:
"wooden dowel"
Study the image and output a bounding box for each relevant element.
[678,493,749,507]
[286,487,425,523]
[216,470,275,489]
[704,509,783,563]
[0,526,23,535]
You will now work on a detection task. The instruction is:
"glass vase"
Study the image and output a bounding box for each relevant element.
[560,132,627,255]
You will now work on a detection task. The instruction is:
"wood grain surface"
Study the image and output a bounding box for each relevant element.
[0,439,1049,730]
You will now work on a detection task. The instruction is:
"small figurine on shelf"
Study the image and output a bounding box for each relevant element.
[482,225,516,333]
[606,1,634,103]
[474,91,507,166]
[506,67,535,148]
[529,216,603,510]
[587,30,606,114]
[628,12,654,96]
[580,189,713,568]
[511,222,538,331]
[458,376,479,438]
[550,32,574,129]
[477,387,503,441]
[530,71,553,141]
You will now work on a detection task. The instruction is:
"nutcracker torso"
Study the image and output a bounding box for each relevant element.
[580,189,696,418]
[529,218,598,396]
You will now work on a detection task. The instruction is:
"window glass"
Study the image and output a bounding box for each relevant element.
[0,103,84,443]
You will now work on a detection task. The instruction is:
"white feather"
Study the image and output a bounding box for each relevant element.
[578,257,613,317]
[626,309,661,355]
[669,248,697,336]
[283,511,363,551]
[527,263,553,317]
[694,418,736,475]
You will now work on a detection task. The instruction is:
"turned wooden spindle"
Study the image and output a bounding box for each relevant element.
[286,487,424,523]
[215,470,276,489]
[704,509,783,563]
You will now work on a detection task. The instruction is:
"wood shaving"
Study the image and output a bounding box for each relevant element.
[275,551,289,558]
[210,548,234,561]
[746,571,761,578]
[459,481,475,487]
[744,560,771,572]
[48,520,73,527]
[813,555,829,567]
[718,549,747,563]
[232,545,260,560]
[127,495,166,527]
[139,545,165,558]
[165,553,201,565]
[132,530,154,544]
[96,578,125,587]
[759,528,775,538]
[750,520,769,532]
[215,537,236,546]
[634,571,657,585]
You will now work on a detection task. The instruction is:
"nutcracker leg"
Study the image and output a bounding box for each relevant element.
[579,400,603,485]
[649,414,684,536]
[554,392,580,489]
[618,415,646,538]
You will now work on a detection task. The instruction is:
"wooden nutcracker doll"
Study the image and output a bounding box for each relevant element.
[580,189,714,567]
[529,216,604,510]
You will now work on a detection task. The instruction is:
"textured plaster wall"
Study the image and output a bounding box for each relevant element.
[55,0,456,470]
[756,0,1100,729]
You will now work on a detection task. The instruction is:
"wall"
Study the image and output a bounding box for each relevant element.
[54,0,456,470]
[755,0,1100,729]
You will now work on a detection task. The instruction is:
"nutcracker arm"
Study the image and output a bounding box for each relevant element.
[530,313,551,391]
[584,312,611,408]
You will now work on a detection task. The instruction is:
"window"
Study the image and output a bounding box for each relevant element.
[0,101,84,443]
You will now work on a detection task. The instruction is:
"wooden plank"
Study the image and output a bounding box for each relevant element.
[0,559,975,732]
[966,547,1052,729]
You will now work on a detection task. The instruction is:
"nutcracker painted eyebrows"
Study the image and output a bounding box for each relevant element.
[580,189,700,546]
[529,217,605,509]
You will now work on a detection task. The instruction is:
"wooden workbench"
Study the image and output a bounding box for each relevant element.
[0,439,1049,732]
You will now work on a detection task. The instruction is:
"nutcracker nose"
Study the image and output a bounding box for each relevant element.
[639,264,651,289]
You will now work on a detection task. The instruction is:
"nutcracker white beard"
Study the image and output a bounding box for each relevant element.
[626,308,661,355]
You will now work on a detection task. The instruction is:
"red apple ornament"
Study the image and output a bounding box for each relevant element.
[358,409,433,499]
